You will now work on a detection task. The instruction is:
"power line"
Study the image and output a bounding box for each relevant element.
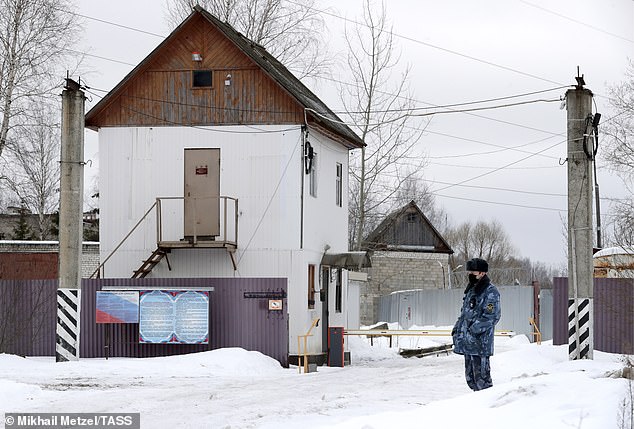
[433,192,565,212]
[72,3,566,88]
[70,9,624,176]
[286,0,567,86]
[306,97,560,127]
[433,139,565,192]
[333,86,570,114]
[86,81,566,162]
[429,161,559,170]
[118,103,302,135]
[66,6,571,135]
[425,131,564,160]
[303,68,565,136]
[427,179,567,197]
[62,8,166,38]
[67,49,137,67]
[87,88,304,116]
[433,191,627,214]
[82,70,565,166]
[518,0,634,44]
[427,112,626,173]
[85,70,566,138]
[67,8,571,138]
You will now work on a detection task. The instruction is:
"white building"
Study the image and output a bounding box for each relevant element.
[85,6,368,365]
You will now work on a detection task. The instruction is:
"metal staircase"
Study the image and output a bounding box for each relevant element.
[89,196,238,279]
[132,247,172,278]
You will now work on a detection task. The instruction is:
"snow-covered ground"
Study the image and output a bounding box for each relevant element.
[0,330,629,429]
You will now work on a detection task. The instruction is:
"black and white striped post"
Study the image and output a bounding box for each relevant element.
[568,297,593,360]
[56,77,85,362]
[56,288,81,362]
[566,71,594,360]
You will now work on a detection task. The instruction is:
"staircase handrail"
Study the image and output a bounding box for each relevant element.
[89,201,158,279]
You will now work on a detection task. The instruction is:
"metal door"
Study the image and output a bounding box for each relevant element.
[184,148,220,238]
[321,266,330,354]
[398,292,414,329]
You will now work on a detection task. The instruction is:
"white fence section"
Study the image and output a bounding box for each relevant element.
[539,288,553,341]
[378,286,541,341]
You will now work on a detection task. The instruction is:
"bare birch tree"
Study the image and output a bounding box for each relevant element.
[0,0,80,161]
[164,0,330,79]
[446,220,561,287]
[445,219,515,268]
[343,0,428,250]
[2,102,60,239]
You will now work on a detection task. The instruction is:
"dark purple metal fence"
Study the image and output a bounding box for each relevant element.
[0,280,57,356]
[0,278,289,366]
[552,277,569,346]
[594,278,634,354]
[553,277,634,354]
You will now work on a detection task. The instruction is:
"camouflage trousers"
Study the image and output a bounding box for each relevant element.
[464,354,493,391]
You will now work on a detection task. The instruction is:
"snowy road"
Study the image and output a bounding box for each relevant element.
[0,335,627,429]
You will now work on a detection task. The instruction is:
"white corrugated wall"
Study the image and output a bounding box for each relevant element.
[98,124,351,354]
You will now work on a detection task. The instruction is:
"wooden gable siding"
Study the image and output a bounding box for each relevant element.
[86,14,304,129]
[388,208,440,248]
[364,202,452,253]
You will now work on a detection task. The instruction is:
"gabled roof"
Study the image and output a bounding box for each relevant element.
[85,6,363,149]
[362,201,453,254]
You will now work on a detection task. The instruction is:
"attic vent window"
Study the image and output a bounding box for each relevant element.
[407,213,416,222]
[192,70,213,87]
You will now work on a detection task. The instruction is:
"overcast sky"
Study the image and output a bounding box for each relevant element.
[78,0,633,268]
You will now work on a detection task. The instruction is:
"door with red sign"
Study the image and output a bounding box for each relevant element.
[184,148,220,239]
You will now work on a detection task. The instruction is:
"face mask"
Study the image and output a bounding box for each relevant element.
[468,274,478,285]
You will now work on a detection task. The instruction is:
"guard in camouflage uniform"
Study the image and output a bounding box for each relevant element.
[452,258,501,391]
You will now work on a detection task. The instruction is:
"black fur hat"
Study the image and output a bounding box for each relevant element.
[466,257,488,272]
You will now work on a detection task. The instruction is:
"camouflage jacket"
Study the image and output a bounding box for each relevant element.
[452,275,501,356]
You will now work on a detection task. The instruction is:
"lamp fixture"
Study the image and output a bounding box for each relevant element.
[192,51,202,62]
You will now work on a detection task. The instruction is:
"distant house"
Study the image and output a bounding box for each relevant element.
[360,201,453,325]
[84,6,366,365]
[593,246,634,278]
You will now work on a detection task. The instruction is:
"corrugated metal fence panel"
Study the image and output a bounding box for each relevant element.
[210,278,288,366]
[552,277,569,345]
[552,277,634,354]
[0,279,57,356]
[377,292,401,326]
[539,288,554,341]
[595,277,634,354]
[497,286,534,339]
[410,289,463,327]
[378,286,535,339]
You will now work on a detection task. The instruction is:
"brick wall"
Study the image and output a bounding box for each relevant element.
[0,241,100,280]
[359,251,450,325]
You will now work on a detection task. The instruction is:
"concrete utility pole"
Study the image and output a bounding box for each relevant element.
[56,78,85,362]
[566,70,594,360]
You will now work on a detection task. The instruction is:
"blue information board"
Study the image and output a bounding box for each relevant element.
[139,290,209,344]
